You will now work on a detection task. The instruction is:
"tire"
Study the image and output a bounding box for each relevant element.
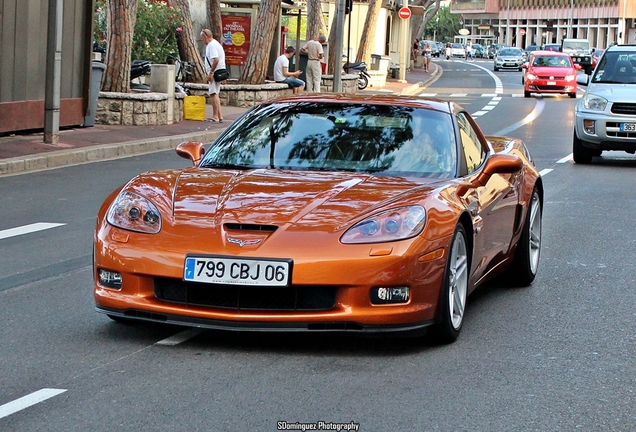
[505,187,542,287]
[429,224,469,344]
[568,92,577,98]
[494,66,499,71]
[573,130,594,164]
[524,90,531,98]
[357,74,368,90]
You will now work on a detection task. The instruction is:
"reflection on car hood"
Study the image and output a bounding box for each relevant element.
[587,83,636,101]
[168,169,439,227]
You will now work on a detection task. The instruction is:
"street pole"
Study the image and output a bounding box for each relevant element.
[44,0,63,144]
[398,13,408,83]
[506,0,511,46]
[569,0,574,38]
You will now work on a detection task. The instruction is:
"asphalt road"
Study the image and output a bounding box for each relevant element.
[1,58,635,431]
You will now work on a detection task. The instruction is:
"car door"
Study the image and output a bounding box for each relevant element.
[455,112,519,284]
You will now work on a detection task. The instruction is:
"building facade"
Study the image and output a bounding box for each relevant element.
[451,0,636,49]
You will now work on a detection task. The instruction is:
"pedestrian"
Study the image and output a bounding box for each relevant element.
[466,41,473,61]
[301,34,326,93]
[274,46,305,94]
[445,42,452,60]
[412,39,420,63]
[424,43,432,72]
[200,28,226,123]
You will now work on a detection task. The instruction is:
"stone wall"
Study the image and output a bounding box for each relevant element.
[96,92,172,126]
[95,74,360,126]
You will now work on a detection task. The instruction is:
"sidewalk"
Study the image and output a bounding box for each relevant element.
[0,63,439,176]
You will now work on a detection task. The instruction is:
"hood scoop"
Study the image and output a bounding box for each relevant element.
[224,223,278,233]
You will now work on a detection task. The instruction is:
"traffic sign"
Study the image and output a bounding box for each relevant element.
[398,7,411,20]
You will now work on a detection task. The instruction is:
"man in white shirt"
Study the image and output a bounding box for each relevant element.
[274,46,304,94]
[201,28,226,122]
[301,34,326,92]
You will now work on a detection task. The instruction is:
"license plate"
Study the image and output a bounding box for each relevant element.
[620,123,636,132]
[184,255,292,286]
[547,81,556,86]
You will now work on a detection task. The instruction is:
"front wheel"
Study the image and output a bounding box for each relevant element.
[568,92,577,98]
[505,187,542,287]
[524,90,531,98]
[573,130,595,164]
[429,224,469,344]
[357,74,368,90]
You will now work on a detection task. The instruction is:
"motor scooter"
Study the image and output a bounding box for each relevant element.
[343,61,371,90]
[130,60,151,91]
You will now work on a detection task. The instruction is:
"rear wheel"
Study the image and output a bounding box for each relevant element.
[429,225,469,344]
[573,130,595,164]
[505,187,542,287]
[357,74,368,90]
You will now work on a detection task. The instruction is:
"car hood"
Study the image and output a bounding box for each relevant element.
[128,169,443,229]
[528,66,574,76]
[586,84,636,101]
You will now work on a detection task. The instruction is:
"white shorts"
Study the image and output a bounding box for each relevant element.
[208,79,221,95]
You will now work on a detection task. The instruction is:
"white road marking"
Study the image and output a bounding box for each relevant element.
[557,154,573,163]
[539,169,553,176]
[494,99,546,136]
[472,111,488,117]
[449,93,468,97]
[0,223,66,240]
[0,388,67,419]
[155,328,204,346]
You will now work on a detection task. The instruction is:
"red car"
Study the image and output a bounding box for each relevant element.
[523,51,580,98]
[591,48,604,70]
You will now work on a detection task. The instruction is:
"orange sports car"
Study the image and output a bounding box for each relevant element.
[94,94,543,343]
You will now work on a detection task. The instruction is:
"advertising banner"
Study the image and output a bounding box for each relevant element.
[221,14,251,66]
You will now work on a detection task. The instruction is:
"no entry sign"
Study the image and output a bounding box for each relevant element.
[398,7,411,20]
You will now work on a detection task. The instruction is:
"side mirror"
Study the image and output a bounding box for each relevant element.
[522,63,528,69]
[474,153,522,186]
[176,141,205,165]
[576,73,589,86]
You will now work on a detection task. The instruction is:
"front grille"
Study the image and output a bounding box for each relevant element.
[611,103,636,115]
[155,277,336,311]
[537,76,566,80]
[535,85,567,91]
[606,122,636,139]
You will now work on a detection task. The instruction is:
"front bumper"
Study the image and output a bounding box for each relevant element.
[575,109,636,149]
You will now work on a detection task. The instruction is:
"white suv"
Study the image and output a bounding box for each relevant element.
[574,44,636,163]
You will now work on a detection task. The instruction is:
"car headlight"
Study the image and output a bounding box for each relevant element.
[565,74,576,82]
[106,191,162,234]
[340,206,426,244]
[582,93,608,111]
[526,73,537,81]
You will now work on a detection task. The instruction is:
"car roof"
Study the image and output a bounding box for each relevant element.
[606,44,636,52]
[530,50,570,57]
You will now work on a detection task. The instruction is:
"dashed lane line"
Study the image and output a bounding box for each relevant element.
[0,222,66,240]
[0,388,67,419]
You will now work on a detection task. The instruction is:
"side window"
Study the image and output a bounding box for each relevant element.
[456,112,486,174]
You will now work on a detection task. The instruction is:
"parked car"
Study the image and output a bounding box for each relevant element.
[450,43,465,57]
[470,43,483,58]
[473,44,487,58]
[93,93,543,343]
[494,47,525,71]
[487,44,507,59]
[543,44,561,52]
[522,50,580,98]
[574,44,636,163]
[591,48,605,69]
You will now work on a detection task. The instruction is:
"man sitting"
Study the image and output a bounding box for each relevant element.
[274,46,305,94]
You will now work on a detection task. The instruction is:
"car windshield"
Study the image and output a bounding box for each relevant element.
[592,51,636,84]
[562,41,589,50]
[200,102,458,179]
[499,49,521,56]
[451,43,463,49]
[531,55,572,67]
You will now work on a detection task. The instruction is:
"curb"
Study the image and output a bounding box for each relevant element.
[401,65,441,96]
[0,130,224,177]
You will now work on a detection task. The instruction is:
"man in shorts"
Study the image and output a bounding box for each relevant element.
[274,46,305,94]
[201,28,226,122]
